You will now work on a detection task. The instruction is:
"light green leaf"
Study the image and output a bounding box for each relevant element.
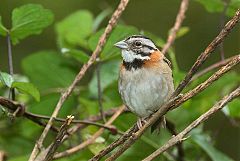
[0,72,14,87]
[89,60,120,96]
[88,25,139,60]
[56,10,93,48]
[176,26,190,39]
[83,134,106,155]
[12,82,40,101]
[195,0,240,17]
[228,99,240,118]
[10,4,54,44]
[192,134,234,161]
[195,0,224,13]
[0,16,8,36]
[22,51,76,91]
[61,48,89,63]
[29,93,76,117]
[8,155,29,161]
[227,0,240,17]
[93,8,112,32]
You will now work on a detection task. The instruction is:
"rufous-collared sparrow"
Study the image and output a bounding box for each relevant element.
[115,35,174,130]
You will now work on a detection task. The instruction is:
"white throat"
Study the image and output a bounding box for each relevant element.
[121,50,150,62]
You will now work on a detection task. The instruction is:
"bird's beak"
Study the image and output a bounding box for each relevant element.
[114,40,128,49]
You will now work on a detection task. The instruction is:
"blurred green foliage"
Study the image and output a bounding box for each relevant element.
[0,1,240,161]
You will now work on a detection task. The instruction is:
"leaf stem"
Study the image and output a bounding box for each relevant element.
[7,33,15,100]
[96,59,106,122]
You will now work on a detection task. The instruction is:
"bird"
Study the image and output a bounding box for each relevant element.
[115,35,174,130]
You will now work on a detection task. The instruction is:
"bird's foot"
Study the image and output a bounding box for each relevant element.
[137,118,147,130]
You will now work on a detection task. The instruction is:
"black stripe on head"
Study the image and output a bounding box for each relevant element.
[125,35,151,41]
[142,44,157,51]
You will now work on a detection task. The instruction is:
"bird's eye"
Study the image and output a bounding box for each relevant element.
[135,41,142,47]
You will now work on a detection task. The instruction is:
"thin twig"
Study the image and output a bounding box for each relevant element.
[53,106,125,159]
[44,115,74,161]
[0,96,123,133]
[6,33,15,100]
[89,125,138,161]
[29,1,130,160]
[191,55,238,81]
[161,0,189,55]
[173,9,240,97]
[219,0,230,60]
[143,86,240,161]
[166,120,184,161]
[103,55,240,161]
[96,60,106,122]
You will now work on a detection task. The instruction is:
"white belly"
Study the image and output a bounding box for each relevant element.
[119,68,173,117]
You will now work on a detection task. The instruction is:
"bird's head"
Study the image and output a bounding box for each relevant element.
[114,35,158,63]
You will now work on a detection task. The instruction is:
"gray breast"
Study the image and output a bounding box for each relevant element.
[119,68,173,117]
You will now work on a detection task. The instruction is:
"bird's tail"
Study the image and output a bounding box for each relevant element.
[151,115,166,133]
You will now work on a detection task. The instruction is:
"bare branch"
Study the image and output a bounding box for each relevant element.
[173,9,240,97]
[53,106,126,159]
[0,96,124,133]
[89,125,138,161]
[143,86,240,161]
[161,0,189,55]
[96,61,106,122]
[6,33,15,100]
[165,120,184,161]
[44,115,74,161]
[29,1,130,160]
[191,55,238,81]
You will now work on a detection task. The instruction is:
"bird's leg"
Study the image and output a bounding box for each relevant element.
[137,117,147,130]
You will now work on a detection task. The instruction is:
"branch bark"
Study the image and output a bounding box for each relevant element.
[191,55,238,81]
[173,9,240,97]
[53,106,126,159]
[29,1,130,160]
[143,86,240,161]
[43,115,74,161]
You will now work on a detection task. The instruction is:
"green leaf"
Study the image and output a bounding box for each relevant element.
[83,133,106,155]
[22,51,76,91]
[8,155,29,161]
[195,0,240,17]
[29,93,76,117]
[12,82,40,101]
[56,10,93,48]
[192,134,234,161]
[0,16,8,36]
[227,0,240,17]
[195,0,225,13]
[88,25,139,60]
[93,8,112,32]
[176,26,190,39]
[61,48,89,63]
[0,72,14,87]
[228,99,240,118]
[10,4,54,44]
[89,60,120,96]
